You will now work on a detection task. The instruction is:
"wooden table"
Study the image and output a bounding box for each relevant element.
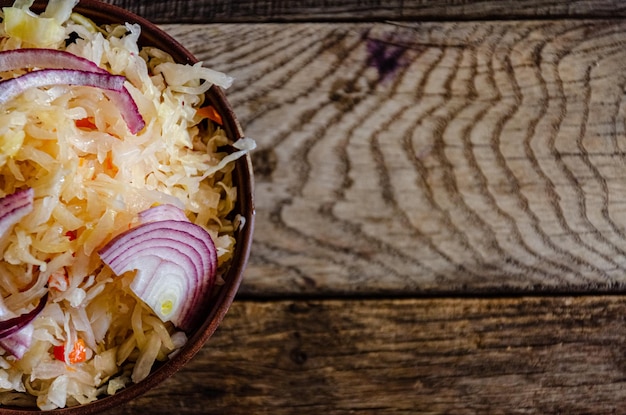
[101,0,626,413]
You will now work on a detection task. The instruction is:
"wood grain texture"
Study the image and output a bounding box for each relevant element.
[101,296,626,414]
[75,10,626,415]
[100,0,626,23]
[162,21,626,295]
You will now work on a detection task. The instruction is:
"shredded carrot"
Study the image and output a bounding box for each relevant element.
[48,268,69,291]
[197,105,223,125]
[104,152,118,176]
[53,339,87,364]
[75,117,97,130]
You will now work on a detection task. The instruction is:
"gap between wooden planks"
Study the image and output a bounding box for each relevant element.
[106,296,626,414]
[103,0,626,23]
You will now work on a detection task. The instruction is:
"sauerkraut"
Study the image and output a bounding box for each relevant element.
[0,0,253,409]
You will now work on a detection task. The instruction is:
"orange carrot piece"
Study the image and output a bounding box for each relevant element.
[197,105,223,125]
[75,117,97,130]
[104,153,118,176]
[48,268,69,291]
[53,339,88,364]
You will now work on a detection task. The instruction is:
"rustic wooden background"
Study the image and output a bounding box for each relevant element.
[101,0,626,22]
[88,0,626,413]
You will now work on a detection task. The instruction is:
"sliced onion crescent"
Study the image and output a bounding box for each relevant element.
[0,292,48,340]
[0,48,145,133]
[98,213,218,331]
[0,323,34,359]
[0,68,126,104]
[0,188,41,358]
[138,204,189,224]
[0,187,34,236]
[0,48,102,73]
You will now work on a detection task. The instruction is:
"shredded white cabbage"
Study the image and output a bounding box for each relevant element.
[0,0,252,409]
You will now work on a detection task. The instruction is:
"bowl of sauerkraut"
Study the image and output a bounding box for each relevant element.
[0,0,254,412]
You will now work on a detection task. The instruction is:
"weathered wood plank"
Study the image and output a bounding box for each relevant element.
[102,297,626,414]
[102,0,626,23]
[163,21,626,295]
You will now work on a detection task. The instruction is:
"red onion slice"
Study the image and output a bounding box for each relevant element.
[0,292,48,340]
[138,204,189,224]
[107,88,145,134]
[0,188,39,357]
[0,323,33,359]
[0,68,126,104]
[98,216,217,331]
[0,48,102,73]
[0,49,145,133]
[0,188,34,236]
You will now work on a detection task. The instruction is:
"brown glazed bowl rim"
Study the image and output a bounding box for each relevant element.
[0,0,255,413]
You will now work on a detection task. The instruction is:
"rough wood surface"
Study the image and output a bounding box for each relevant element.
[71,8,626,415]
[159,21,626,296]
[100,0,626,23]
[102,296,626,414]
[16,7,624,415]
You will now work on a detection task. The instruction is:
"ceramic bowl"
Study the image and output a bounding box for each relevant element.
[0,0,254,413]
